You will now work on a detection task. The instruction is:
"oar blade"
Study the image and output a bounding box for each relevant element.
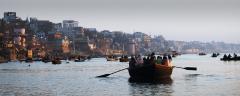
[184,67,197,70]
[96,74,111,78]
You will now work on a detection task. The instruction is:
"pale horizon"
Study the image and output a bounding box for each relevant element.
[1,0,240,44]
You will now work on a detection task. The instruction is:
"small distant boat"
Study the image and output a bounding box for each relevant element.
[87,56,92,60]
[52,58,61,64]
[0,58,8,63]
[119,56,129,62]
[199,52,207,56]
[211,53,220,57]
[220,57,240,61]
[25,58,33,63]
[42,56,51,63]
[220,53,240,61]
[33,58,42,61]
[106,57,118,61]
[106,55,118,61]
[74,56,87,62]
[119,58,129,62]
[74,58,86,62]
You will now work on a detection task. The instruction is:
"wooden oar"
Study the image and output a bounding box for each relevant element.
[96,67,129,77]
[174,66,197,70]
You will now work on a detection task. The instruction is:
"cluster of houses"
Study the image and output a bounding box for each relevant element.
[0,12,156,61]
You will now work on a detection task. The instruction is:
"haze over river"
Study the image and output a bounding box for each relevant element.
[0,54,240,96]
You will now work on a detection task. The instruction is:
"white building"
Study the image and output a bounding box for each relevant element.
[62,20,78,39]
[128,39,136,55]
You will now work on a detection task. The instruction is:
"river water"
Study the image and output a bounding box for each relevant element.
[0,54,240,96]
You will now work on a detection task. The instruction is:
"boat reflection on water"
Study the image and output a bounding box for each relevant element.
[128,77,173,85]
[128,77,173,96]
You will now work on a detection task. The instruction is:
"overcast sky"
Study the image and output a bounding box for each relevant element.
[1,0,240,43]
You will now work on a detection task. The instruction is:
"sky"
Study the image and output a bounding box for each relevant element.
[1,0,240,44]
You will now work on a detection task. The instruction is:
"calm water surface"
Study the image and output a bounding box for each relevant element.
[1,54,240,96]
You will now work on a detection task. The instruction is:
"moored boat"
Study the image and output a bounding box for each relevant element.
[25,58,33,63]
[52,58,61,64]
[106,55,118,61]
[106,58,118,61]
[119,58,129,62]
[0,57,8,63]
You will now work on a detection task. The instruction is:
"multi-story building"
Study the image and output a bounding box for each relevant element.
[47,32,63,55]
[62,20,78,39]
[13,28,26,48]
[29,18,53,40]
[47,32,70,56]
[3,12,17,23]
[127,39,136,55]
[54,23,62,32]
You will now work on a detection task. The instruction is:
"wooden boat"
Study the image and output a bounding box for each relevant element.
[0,58,8,63]
[52,58,61,64]
[220,57,240,61]
[74,58,86,62]
[42,59,51,63]
[25,58,33,63]
[211,53,220,57]
[199,52,206,56]
[42,55,51,63]
[128,64,173,79]
[106,57,118,61]
[119,58,129,62]
[106,56,118,61]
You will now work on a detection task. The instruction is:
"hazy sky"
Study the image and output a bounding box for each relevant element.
[1,0,240,43]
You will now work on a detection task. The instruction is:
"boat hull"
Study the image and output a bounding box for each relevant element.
[52,60,61,64]
[119,58,129,62]
[128,64,173,79]
[106,57,118,61]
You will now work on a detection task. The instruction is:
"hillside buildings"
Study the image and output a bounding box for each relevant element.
[1,12,240,61]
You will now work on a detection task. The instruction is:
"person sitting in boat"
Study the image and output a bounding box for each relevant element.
[150,52,155,58]
[129,56,136,69]
[156,56,163,64]
[136,55,143,66]
[162,56,168,65]
[124,55,128,59]
[162,55,172,67]
[167,56,173,66]
[227,54,232,59]
[234,53,238,58]
[223,54,227,59]
[145,54,151,65]
[143,57,147,64]
[168,55,172,62]
[150,53,156,65]
[121,55,124,59]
